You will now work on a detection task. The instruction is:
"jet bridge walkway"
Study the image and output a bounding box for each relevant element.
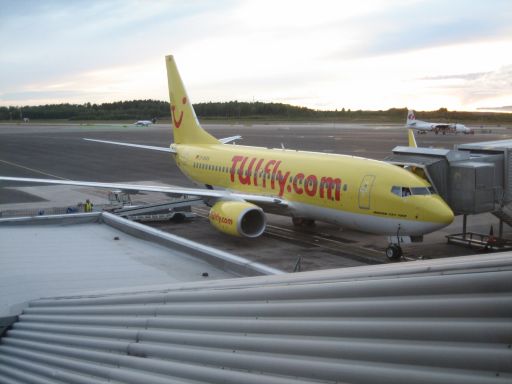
[386,139,512,238]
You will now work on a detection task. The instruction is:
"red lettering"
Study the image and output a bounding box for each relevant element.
[238,157,252,185]
[209,211,233,226]
[231,155,342,202]
[271,161,282,190]
[320,177,342,201]
[263,160,276,188]
[293,173,304,194]
[230,155,244,182]
[253,158,264,186]
[304,175,318,197]
[277,170,290,197]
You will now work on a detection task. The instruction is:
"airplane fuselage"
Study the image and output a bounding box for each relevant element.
[407,120,471,134]
[174,144,453,236]
[135,120,153,126]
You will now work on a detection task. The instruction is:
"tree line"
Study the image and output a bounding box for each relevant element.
[1,100,511,124]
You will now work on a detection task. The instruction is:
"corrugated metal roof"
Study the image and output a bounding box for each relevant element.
[0,213,281,317]
[1,253,511,383]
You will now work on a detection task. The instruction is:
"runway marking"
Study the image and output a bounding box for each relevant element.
[0,159,69,180]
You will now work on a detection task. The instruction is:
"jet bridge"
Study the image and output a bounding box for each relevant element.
[385,140,512,229]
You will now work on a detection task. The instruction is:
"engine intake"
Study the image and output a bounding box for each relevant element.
[209,201,266,238]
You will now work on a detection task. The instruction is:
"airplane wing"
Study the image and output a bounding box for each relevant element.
[83,136,241,151]
[0,176,288,208]
[83,138,175,153]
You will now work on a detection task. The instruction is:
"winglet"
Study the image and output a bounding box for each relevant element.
[408,129,417,148]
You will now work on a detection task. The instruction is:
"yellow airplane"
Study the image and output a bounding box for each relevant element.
[0,55,454,259]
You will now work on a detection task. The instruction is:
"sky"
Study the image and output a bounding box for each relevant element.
[1,0,511,111]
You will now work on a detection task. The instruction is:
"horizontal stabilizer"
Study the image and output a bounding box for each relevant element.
[219,135,242,144]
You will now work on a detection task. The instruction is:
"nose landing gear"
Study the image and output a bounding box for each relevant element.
[386,224,403,261]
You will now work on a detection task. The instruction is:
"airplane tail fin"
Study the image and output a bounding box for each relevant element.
[408,129,417,148]
[165,55,219,145]
[406,110,416,126]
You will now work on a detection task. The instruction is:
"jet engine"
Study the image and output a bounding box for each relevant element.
[208,201,266,238]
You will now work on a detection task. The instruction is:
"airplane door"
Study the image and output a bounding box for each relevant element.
[358,175,375,209]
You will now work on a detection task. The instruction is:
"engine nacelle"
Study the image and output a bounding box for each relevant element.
[208,201,266,238]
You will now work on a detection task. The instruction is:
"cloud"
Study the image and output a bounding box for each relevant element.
[1,0,512,111]
[331,0,512,59]
[477,105,512,112]
[0,0,233,92]
[419,72,489,81]
[418,65,512,106]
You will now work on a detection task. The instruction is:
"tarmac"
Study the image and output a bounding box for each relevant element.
[1,121,512,272]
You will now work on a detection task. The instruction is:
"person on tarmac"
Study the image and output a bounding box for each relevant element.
[84,199,93,212]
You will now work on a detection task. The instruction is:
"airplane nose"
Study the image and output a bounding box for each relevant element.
[427,196,454,226]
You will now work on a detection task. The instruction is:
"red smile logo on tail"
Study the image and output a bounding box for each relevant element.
[172,97,187,128]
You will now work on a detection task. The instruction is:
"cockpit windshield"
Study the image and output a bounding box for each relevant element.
[411,187,430,195]
[391,185,435,197]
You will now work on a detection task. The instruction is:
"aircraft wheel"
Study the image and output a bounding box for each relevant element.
[292,217,305,226]
[304,219,316,227]
[385,244,402,260]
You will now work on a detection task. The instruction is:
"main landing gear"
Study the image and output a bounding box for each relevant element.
[292,217,316,227]
[385,244,402,260]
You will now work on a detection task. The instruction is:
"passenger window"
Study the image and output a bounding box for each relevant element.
[391,186,401,196]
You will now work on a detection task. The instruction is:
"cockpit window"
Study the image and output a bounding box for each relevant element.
[392,185,435,197]
[411,187,430,195]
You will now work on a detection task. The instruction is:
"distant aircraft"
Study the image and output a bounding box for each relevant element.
[406,110,473,134]
[0,56,454,259]
[134,120,153,126]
